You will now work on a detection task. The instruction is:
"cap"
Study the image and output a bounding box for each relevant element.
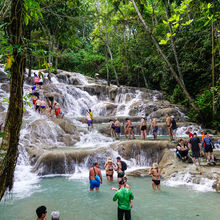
[51,211,60,220]
[116,156,121,160]
[171,115,174,118]
[153,163,158,169]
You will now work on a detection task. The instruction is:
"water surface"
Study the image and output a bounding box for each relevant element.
[0,177,219,220]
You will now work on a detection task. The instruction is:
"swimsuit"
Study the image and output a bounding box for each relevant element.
[141,125,147,131]
[106,174,113,177]
[90,180,100,189]
[41,106,45,109]
[55,108,60,116]
[152,179,160,185]
[118,172,124,178]
[88,120,92,126]
[33,99,37,105]
[153,126,158,133]
[115,126,121,133]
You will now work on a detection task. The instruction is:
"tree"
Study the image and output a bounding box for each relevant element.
[0,0,25,200]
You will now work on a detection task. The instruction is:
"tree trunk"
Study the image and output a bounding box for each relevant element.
[55,42,59,70]
[131,0,203,119]
[105,48,110,86]
[163,0,184,85]
[0,0,25,201]
[211,20,215,120]
[142,70,148,88]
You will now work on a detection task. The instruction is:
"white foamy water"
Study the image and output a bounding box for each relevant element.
[164,165,215,192]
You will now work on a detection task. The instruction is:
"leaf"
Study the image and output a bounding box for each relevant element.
[163,20,167,24]
[159,40,167,45]
[23,107,26,113]
[166,33,171,38]
[207,3,211,9]
[174,23,179,29]
[7,56,14,68]
[204,20,210,26]
[28,102,31,107]
[24,16,29,25]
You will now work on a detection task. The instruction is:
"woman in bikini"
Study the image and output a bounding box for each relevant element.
[140,117,147,139]
[126,118,135,140]
[105,158,114,181]
[149,163,161,192]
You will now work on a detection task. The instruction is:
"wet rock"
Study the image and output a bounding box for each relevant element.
[1,83,10,93]
[126,168,150,177]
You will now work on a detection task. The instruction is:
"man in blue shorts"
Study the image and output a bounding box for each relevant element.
[89,162,102,191]
[188,133,201,166]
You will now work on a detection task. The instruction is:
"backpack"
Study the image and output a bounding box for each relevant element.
[121,161,127,171]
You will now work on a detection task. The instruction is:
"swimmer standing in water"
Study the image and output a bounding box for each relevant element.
[105,158,115,182]
[149,163,161,192]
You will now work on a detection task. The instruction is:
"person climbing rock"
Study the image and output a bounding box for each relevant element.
[89,162,102,191]
[151,116,158,140]
[140,117,147,139]
[34,73,39,85]
[36,206,47,220]
[171,115,177,141]
[115,119,121,140]
[54,102,61,118]
[40,99,46,114]
[188,133,201,166]
[110,119,115,137]
[114,156,127,183]
[86,113,92,131]
[88,109,93,128]
[126,118,135,140]
[35,98,41,113]
[38,72,43,88]
[165,114,173,141]
[113,180,134,220]
[149,163,161,192]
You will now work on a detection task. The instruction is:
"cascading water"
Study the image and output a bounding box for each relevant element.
[0,66,219,199]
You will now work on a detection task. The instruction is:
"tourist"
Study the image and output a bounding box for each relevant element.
[126,118,135,140]
[38,72,43,88]
[40,99,46,114]
[113,180,134,220]
[151,116,158,140]
[171,115,177,141]
[114,156,127,183]
[186,128,194,139]
[140,117,147,139]
[47,96,54,117]
[36,205,47,220]
[149,163,161,192]
[165,113,173,141]
[51,211,60,220]
[85,113,92,131]
[115,119,121,140]
[201,132,215,163]
[109,119,115,137]
[188,133,201,166]
[35,98,41,113]
[88,109,93,128]
[34,73,39,85]
[176,139,188,161]
[123,120,128,139]
[54,102,61,118]
[105,158,114,182]
[32,95,38,107]
[89,162,102,191]
[201,131,210,159]
[111,176,131,191]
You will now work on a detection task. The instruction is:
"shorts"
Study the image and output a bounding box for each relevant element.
[172,128,177,134]
[90,180,100,189]
[36,105,40,112]
[115,126,121,133]
[180,150,188,157]
[192,151,200,159]
[55,109,60,116]
[106,174,113,177]
[205,145,213,153]
[88,120,93,126]
[41,106,45,109]
[33,100,36,105]
[153,126,158,133]
[118,172,125,178]
[38,82,43,85]
[152,179,160,185]
[141,126,147,131]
